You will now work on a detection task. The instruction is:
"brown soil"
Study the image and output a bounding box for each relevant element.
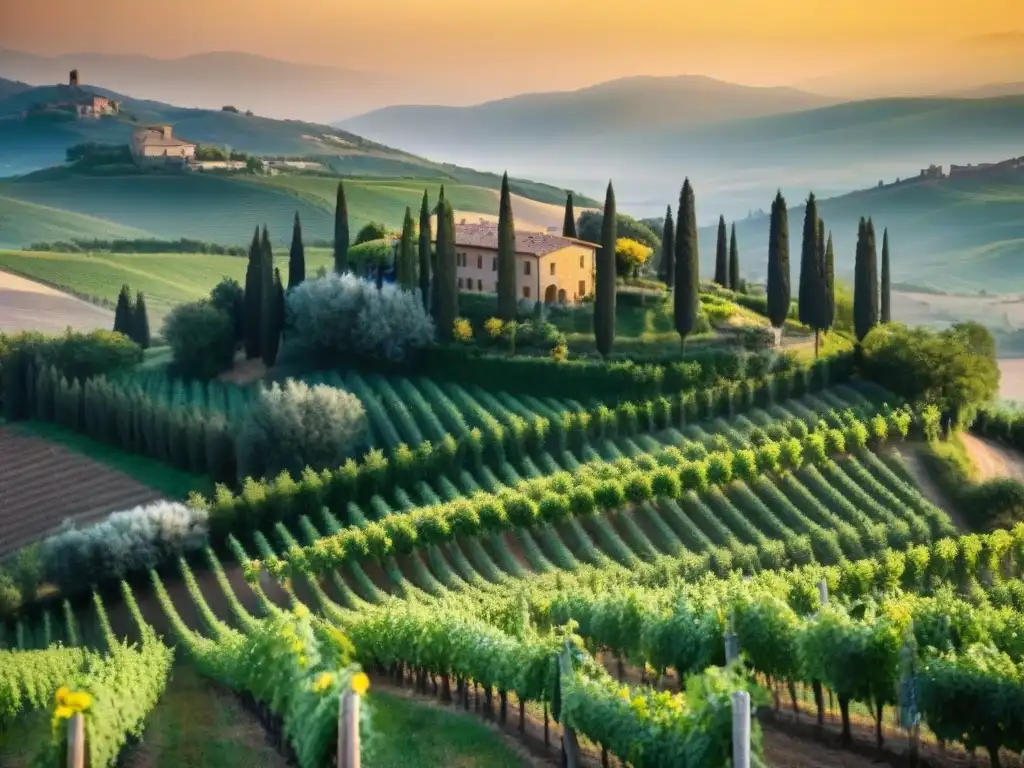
[0,270,112,335]
[0,427,161,557]
[960,432,1024,482]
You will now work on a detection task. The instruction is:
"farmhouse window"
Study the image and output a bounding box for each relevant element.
[550,262,556,275]
[523,286,531,298]
[477,255,483,269]
[524,261,531,276]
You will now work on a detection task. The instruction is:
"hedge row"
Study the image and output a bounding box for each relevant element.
[198,356,858,547]
[253,406,916,579]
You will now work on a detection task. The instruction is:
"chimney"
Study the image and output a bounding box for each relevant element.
[161,125,172,139]
[69,69,79,87]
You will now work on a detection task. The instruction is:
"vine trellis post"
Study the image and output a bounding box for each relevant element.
[732,691,751,768]
[337,680,361,768]
[557,644,580,768]
[66,713,85,768]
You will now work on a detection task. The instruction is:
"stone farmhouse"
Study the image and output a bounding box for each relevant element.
[19,70,120,119]
[129,125,197,167]
[438,222,598,303]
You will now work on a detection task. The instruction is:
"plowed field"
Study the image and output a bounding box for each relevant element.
[0,428,161,556]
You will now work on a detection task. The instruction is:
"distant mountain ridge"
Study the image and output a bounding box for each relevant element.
[337,74,837,153]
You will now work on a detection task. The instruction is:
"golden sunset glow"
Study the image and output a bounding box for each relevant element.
[4,0,1022,92]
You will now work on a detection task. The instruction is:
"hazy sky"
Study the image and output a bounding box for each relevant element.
[4,0,1022,93]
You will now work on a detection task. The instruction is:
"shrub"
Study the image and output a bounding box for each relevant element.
[286,273,434,364]
[40,502,208,595]
[236,380,368,481]
[209,277,246,344]
[163,301,236,379]
[355,221,389,245]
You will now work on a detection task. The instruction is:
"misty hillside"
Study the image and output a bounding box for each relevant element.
[338,75,836,154]
[689,165,1024,295]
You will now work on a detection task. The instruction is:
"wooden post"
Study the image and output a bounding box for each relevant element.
[818,578,829,607]
[337,686,360,768]
[67,713,85,768]
[725,612,740,664]
[557,646,580,768]
[732,691,751,768]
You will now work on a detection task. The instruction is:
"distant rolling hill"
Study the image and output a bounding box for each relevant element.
[692,166,1024,295]
[337,75,836,156]
[0,170,584,249]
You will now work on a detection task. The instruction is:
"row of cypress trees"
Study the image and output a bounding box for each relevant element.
[243,225,285,367]
[112,285,150,349]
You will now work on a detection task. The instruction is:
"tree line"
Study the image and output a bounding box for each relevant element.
[112,285,150,349]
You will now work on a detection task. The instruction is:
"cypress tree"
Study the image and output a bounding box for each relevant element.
[728,223,740,291]
[593,181,617,356]
[713,215,728,288]
[496,171,518,320]
[881,227,892,323]
[562,192,577,238]
[243,226,262,358]
[823,232,835,330]
[262,268,284,367]
[853,217,880,341]
[418,190,431,310]
[132,291,150,349]
[333,181,349,274]
[288,212,305,289]
[766,191,791,331]
[113,284,132,336]
[398,206,416,290]
[658,204,674,289]
[674,179,699,346]
[798,192,820,331]
[433,196,458,341]
[431,185,446,321]
[259,226,275,366]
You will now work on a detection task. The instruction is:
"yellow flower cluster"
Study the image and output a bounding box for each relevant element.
[312,672,336,694]
[294,604,310,619]
[453,317,473,343]
[52,687,93,729]
[485,317,505,339]
[351,672,370,696]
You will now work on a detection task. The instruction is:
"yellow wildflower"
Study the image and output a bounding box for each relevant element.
[351,672,370,695]
[312,672,336,694]
[453,317,473,343]
[298,655,308,668]
[294,604,310,619]
[55,687,70,706]
[485,317,504,339]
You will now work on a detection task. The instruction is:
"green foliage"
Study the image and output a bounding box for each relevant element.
[243,227,263,359]
[728,223,740,292]
[880,228,892,324]
[674,180,699,343]
[163,300,236,380]
[236,380,368,482]
[496,172,517,320]
[713,215,728,288]
[854,218,880,341]
[288,212,306,289]
[562,192,577,239]
[333,180,350,274]
[209,277,245,345]
[418,190,432,311]
[131,291,151,350]
[397,206,417,291]
[658,204,674,289]
[433,193,459,342]
[577,209,661,253]
[113,284,132,338]
[354,220,389,245]
[766,191,791,329]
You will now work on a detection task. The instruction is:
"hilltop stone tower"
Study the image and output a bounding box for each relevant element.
[69,69,79,87]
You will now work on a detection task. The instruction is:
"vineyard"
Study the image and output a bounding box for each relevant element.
[4,335,1024,765]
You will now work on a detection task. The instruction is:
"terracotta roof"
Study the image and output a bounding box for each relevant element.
[131,126,195,148]
[443,222,596,257]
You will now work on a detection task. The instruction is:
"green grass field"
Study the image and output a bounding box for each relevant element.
[0,195,150,244]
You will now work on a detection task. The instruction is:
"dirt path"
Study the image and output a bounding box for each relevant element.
[884,444,971,530]
[0,268,112,334]
[960,432,1024,482]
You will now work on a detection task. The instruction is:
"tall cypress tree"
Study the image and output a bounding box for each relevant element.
[433,197,458,341]
[398,206,416,290]
[658,204,674,289]
[418,190,431,310]
[728,223,740,291]
[262,268,284,367]
[853,217,880,341]
[766,191,791,331]
[113,284,132,336]
[260,226,276,366]
[594,181,617,356]
[496,171,517,320]
[798,192,820,331]
[132,291,150,349]
[881,227,892,323]
[674,179,699,347]
[288,212,306,289]
[243,226,262,359]
[431,186,446,321]
[333,181,349,274]
[713,215,728,288]
[823,232,835,330]
[562,192,577,238]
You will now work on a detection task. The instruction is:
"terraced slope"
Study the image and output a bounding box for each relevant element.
[0,428,161,556]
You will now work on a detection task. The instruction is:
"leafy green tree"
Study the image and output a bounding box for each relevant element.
[243,226,262,359]
[728,223,740,290]
[594,181,617,356]
[288,212,305,289]
[418,190,431,310]
[577,210,660,253]
[113,284,132,336]
[131,291,150,350]
[674,179,699,346]
[497,172,518,320]
[355,221,389,245]
[210,277,245,345]
[881,227,892,323]
[713,215,728,287]
[854,217,879,341]
[164,301,236,379]
[766,191,791,330]
[562,192,577,238]
[259,226,275,366]
[433,195,458,341]
[333,181,349,274]
[658,204,674,289]
[398,206,417,290]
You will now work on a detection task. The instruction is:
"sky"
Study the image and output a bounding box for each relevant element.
[4,0,1023,95]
